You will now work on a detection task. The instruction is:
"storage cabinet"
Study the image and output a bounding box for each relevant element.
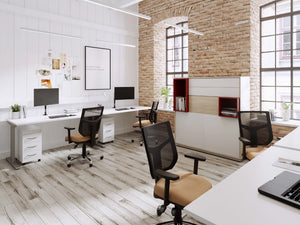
[219,97,240,118]
[99,117,114,143]
[173,78,189,112]
[18,126,42,163]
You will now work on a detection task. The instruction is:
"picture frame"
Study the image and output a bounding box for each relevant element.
[85,46,111,90]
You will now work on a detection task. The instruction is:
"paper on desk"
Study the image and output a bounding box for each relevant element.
[273,157,300,173]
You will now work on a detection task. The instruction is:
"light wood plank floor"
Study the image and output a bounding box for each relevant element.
[0,132,247,225]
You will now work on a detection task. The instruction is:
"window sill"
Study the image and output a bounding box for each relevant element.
[272,119,300,128]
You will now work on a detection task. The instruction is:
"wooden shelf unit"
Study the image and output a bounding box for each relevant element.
[218,97,240,118]
[173,78,189,112]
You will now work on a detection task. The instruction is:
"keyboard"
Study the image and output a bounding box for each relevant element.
[115,108,129,111]
[48,114,75,119]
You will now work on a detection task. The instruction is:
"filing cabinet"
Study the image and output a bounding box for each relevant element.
[99,117,114,143]
[18,125,42,163]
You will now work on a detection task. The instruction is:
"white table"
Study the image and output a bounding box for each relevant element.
[184,146,300,225]
[7,106,150,169]
[274,126,300,151]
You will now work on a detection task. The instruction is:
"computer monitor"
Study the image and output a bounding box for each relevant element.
[114,87,134,108]
[34,88,59,115]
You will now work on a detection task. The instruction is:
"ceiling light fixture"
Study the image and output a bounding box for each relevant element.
[82,0,151,20]
[20,27,82,40]
[96,39,136,48]
[164,22,204,36]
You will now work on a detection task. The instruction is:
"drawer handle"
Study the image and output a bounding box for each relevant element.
[27,145,37,149]
[26,137,38,140]
[26,153,37,157]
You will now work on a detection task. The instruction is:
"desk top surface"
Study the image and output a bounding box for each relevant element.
[274,126,300,151]
[184,146,300,225]
[7,106,150,126]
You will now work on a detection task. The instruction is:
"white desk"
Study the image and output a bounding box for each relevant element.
[274,126,300,151]
[7,106,149,169]
[184,146,300,225]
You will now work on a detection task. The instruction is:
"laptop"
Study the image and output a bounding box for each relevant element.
[258,170,300,209]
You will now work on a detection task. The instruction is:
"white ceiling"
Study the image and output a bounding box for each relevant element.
[100,0,144,8]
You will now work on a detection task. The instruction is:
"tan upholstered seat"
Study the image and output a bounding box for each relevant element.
[154,171,212,207]
[65,133,98,143]
[245,146,267,160]
[132,120,152,127]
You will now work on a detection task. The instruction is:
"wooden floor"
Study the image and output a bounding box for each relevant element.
[0,132,247,225]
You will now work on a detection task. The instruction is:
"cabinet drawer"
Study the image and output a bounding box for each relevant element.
[102,135,114,142]
[23,133,42,146]
[23,144,41,155]
[23,151,41,163]
[102,128,114,136]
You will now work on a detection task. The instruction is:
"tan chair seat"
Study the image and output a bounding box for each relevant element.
[132,120,152,127]
[245,145,266,160]
[154,171,212,207]
[65,133,98,143]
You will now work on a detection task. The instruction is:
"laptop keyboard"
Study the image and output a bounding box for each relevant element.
[48,114,75,119]
[282,181,300,203]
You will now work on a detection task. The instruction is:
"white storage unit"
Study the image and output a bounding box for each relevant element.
[175,77,250,161]
[18,125,42,163]
[99,117,114,143]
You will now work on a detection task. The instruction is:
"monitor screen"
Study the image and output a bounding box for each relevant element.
[114,87,134,100]
[34,88,59,106]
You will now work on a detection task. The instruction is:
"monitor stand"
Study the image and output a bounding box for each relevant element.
[44,105,48,116]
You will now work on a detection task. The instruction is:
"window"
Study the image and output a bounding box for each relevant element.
[260,0,300,119]
[166,22,188,103]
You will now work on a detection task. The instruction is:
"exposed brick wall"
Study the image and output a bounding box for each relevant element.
[157,110,175,131]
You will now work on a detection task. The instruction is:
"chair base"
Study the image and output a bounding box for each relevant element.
[157,221,195,225]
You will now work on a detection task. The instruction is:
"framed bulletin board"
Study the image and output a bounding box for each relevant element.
[85,46,111,90]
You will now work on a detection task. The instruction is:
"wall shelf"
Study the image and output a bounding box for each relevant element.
[173,78,189,112]
[218,97,239,118]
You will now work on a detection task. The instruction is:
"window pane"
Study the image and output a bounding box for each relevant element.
[293,32,300,49]
[262,71,275,86]
[167,50,174,61]
[183,60,188,72]
[167,62,174,72]
[277,87,291,101]
[262,20,275,36]
[183,23,188,29]
[167,75,174,86]
[276,0,291,15]
[174,49,181,60]
[262,87,275,101]
[294,0,300,11]
[276,51,291,67]
[183,48,188,59]
[293,70,300,86]
[261,101,276,111]
[277,71,291,86]
[262,52,275,68]
[293,87,300,102]
[174,37,182,48]
[261,3,275,18]
[276,16,291,35]
[167,27,174,36]
[167,38,174,49]
[174,60,182,72]
[293,50,300,66]
[183,35,188,47]
[262,36,275,52]
[276,33,291,51]
[293,103,300,119]
[183,73,188,78]
[293,15,300,32]
[174,74,182,78]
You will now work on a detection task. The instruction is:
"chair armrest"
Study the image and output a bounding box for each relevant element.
[155,169,179,181]
[239,137,251,145]
[184,153,206,175]
[64,127,75,144]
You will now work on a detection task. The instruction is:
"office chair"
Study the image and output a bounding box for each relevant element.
[238,111,273,160]
[131,100,159,146]
[64,106,104,167]
[142,121,212,225]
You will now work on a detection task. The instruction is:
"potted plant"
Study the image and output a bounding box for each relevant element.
[10,104,21,119]
[281,102,291,121]
[161,86,171,109]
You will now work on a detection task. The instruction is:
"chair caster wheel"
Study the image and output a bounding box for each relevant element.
[67,156,71,160]
[100,156,104,160]
[38,159,41,162]
[157,205,166,216]
[67,164,71,168]
[89,164,93,167]
[171,207,177,216]
[140,142,143,146]
[131,140,134,143]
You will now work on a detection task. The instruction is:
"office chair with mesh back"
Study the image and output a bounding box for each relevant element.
[142,121,212,225]
[64,106,104,167]
[238,111,273,160]
[132,100,159,146]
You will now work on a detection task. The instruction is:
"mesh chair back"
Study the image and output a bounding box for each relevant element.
[238,111,273,146]
[79,106,104,146]
[148,100,159,123]
[142,121,177,180]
